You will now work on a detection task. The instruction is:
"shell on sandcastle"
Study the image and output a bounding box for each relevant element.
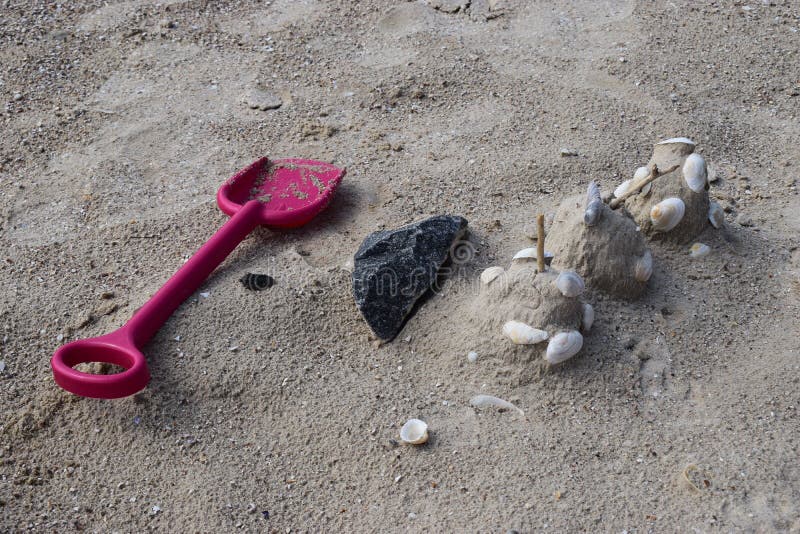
[547,192,651,299]
[471,261,589,366]
[622,137,712,243]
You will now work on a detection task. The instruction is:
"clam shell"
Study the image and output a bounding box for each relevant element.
[682,153,707,193]
[634,250,653,282]
[581,303,594,333]
[469,395,524,415]
[650,198,685,232]
[512,248,554,266]
[545,331,584,365]
[584,181,603,226]
[614,179,632,199]
[480,266,504,285]
[689,243,711,258]
[399,419,428,445]
[656,137,696,147]
[555,271,584,298]
[502,321,548,345]
[633,166,653,195]
[708,202,724,229]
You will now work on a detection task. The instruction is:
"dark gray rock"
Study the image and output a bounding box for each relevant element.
[352,215,468,341]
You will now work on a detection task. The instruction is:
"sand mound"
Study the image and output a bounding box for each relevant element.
[622,139,711,243]
[548,195,650,299]
[469,265,585,365]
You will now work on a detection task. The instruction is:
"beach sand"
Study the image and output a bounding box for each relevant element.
[1,1,799,531]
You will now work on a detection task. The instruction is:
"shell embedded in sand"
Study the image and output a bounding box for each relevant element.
[469,394,524,415]
[650,198,686,232]
[555,271,584,298]
[708,202,724,229]
[584,181,603,226]
[656,137,696,147]
[399,419,428,445]
[614,179,632,199]
[502,321,548,345]
[634,250,653,282]
[615,167,652,199]
[512,248,554,266]
[689,243,711,258]
[581,303,594,333]
[545,331,584,364]
[682,153,707,193]
[480,266,504,285]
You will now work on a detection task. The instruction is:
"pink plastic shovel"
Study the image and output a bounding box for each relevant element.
[51,157,345,399]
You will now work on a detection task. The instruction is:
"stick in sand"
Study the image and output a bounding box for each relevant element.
[609,162,680,209]
[536,214,545,273]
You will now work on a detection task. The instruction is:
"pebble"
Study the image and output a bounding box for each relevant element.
[12,92,23,101]
[467,351,478,363]
[0,361,5,373]
[736,213,754,227]
[559,148,578,157]
[244,88,283,111]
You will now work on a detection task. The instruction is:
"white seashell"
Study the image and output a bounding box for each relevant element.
[512,248,554,266]
[656,137,696,146]
[650,198,685,232]
[708,202,724,229]
[545,331,584,365]
[634,250,653,282]
[480,266,504,285]
[399,419,429,445]
[470,394,524,415]
[581,303,594,333]
[689,243,711,258]
[682,153,707,193]
[584,181,603,226]
[614,179,632,199]
[502,321,548,345]
[633,166,653,195]
[555,271,584,298]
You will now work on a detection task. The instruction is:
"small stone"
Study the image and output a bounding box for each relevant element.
[244,88,282,111]
[100,291,115,299]
[12,92,23,101]
[670,93,679,102]
[352,215,468,341]
[429,0,468,13]
[408,512,417,519]
[736,213,754,227]
[150,505,161,515]
[158,19,175,29]
[560,148,578,157]
[0,361,7,373]
[467,351,478,363]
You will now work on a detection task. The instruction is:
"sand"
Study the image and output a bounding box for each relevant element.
[1,1,800,531]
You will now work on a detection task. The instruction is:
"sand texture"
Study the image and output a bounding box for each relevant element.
[1,1,800,532]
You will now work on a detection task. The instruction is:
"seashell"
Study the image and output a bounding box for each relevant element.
[480,266,504,285]
[682,153,707,193]
[399,419,429,445]
[689,243,711,258]
[650,198,685,232]
[545,331,584,365]
[614,179,632,199]
[512,248,554,266]
[708,202,724,229]
[656,137,696,147]
[239,273,275,291]
[633,166,653,195]
[584,181,603,226]
[502,321,548,345]
[634,250,653,282]
[581,303,594,333]
[555,271,584,298]
[470,394,524,415]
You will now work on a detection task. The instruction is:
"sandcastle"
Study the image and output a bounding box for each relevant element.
[471,137,723,368]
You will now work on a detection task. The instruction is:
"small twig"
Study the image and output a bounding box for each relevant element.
[610,162,680,209]
[536,214,545,273]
